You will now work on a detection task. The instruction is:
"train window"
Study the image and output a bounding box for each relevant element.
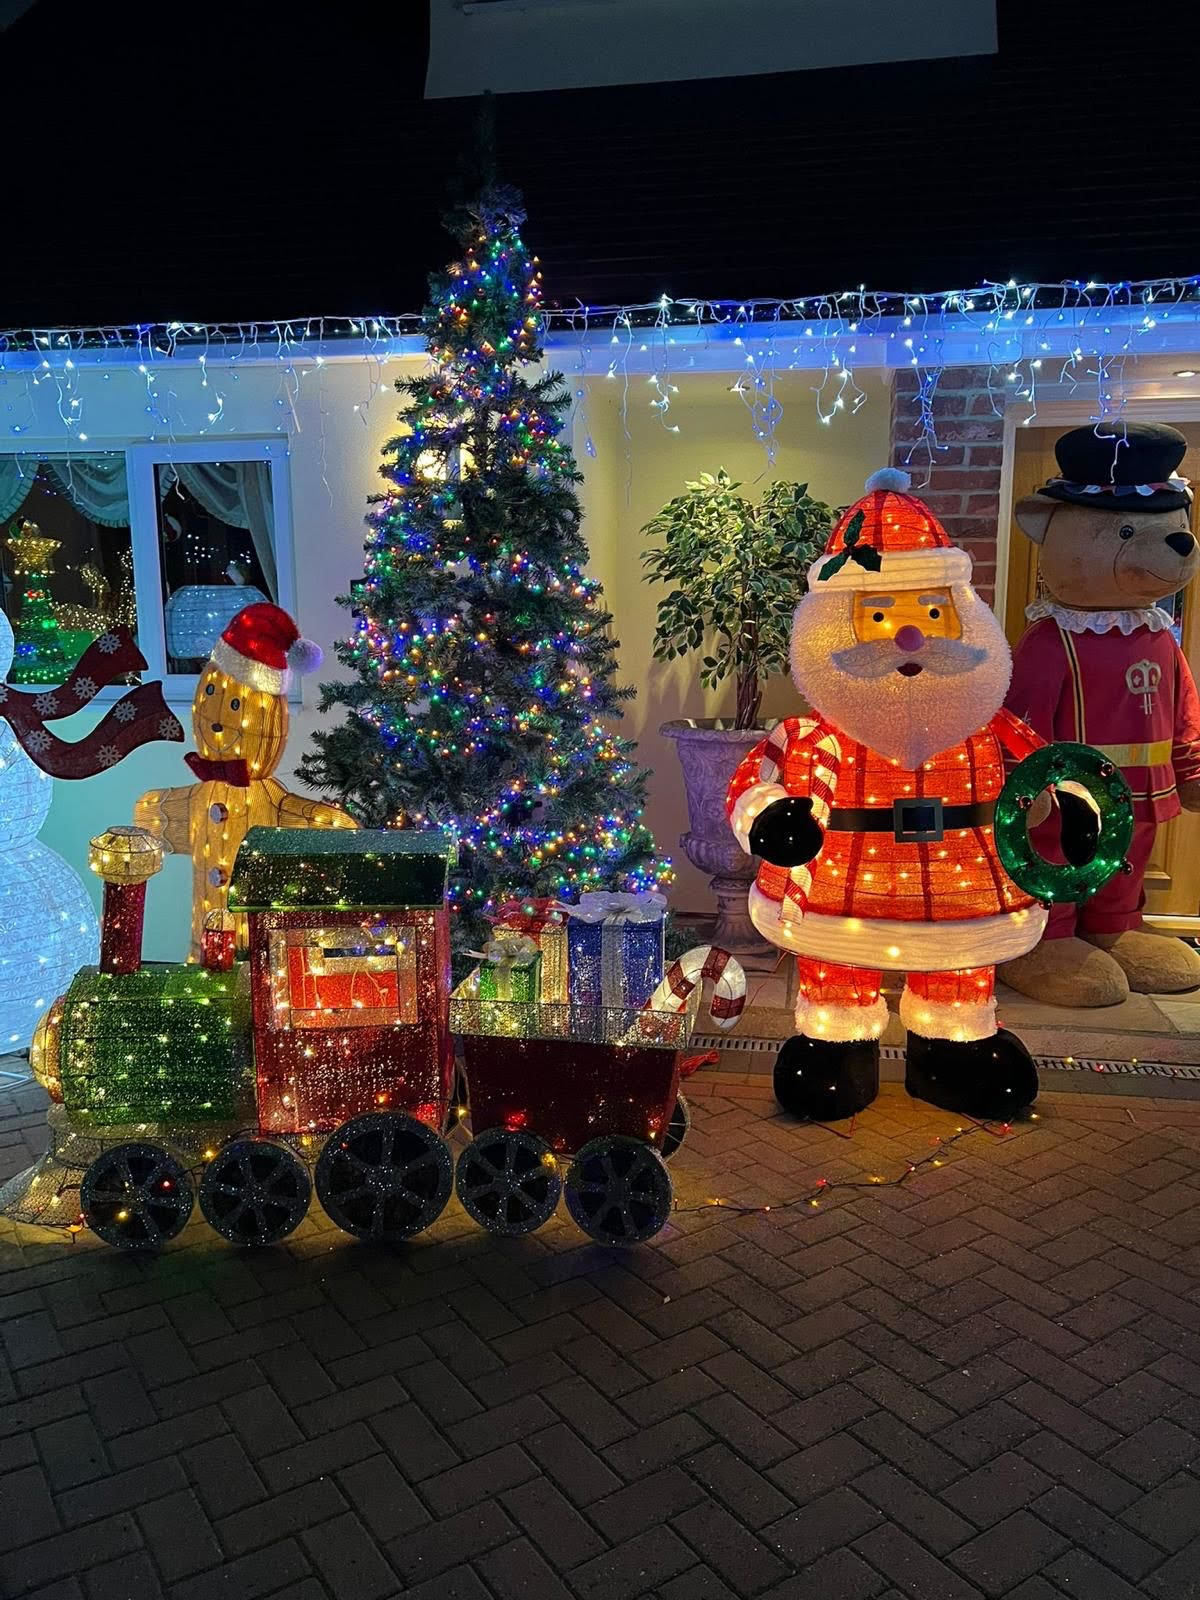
[268,923,418,1030]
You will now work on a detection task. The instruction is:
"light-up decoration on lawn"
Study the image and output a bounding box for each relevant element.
[5,522,69,684]
[89,826,165,975]
[164,584,269,662]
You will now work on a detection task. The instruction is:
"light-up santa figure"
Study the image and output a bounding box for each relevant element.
[727,469,1119,1121]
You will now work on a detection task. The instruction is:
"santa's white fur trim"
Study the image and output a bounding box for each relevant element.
[730,783,788,852]
[749,886,1047,970]
[210,637,287,696]
[794,990,889,1043]
[808,544,973,593]
[287,637,323,675]
[865,467,912,493]
[899,986,997,1043]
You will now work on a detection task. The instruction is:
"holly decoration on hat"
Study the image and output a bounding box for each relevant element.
[817,510,882,581]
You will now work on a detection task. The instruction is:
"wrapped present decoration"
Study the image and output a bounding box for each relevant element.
[567,891,666,1010]
[474,936,542,1003]
[491,897,569,1004]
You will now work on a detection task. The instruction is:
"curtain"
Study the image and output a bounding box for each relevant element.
[0,458,38,523]
[43,457,133,528]
[173,461,277,599]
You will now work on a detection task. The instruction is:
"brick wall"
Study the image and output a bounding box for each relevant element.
[890,366,1004,606]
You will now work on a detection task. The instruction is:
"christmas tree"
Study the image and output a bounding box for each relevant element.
[300,186,669,949]
[6,523,69,684]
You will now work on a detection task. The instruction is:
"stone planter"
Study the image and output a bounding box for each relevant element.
[661,719,774,955]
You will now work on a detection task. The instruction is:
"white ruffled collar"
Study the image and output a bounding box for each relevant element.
[1025,599,1176,636]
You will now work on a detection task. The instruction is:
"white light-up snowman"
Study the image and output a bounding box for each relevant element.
[0,615,98,1050]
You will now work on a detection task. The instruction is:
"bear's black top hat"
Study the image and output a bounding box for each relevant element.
[1040,422,1192,513]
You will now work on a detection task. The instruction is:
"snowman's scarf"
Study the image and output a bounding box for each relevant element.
[0,627,184,778]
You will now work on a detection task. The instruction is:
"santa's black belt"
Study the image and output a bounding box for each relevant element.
[825,797,994,845]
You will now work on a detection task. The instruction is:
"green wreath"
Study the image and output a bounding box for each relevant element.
[995,742,1134,904]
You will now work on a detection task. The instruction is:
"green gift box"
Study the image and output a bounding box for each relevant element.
[476,937,542,1002]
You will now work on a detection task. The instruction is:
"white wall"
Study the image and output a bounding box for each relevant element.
[5,351,888,955]
[426,0,997,95]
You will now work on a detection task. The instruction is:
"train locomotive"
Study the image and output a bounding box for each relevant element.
[4,824,704,1250]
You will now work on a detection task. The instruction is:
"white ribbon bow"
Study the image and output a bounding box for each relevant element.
[568,891,667,925]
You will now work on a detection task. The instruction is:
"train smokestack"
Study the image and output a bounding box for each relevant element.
[88,826,166,974]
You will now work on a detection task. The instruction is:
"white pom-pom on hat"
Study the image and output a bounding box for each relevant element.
[865,467,912,493]
[287,637,323,676]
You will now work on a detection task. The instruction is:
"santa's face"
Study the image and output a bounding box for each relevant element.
[192,664,288,777]
[790,582,1012,769]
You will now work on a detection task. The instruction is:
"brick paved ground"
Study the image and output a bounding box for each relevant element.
[2,1066,1200,1600]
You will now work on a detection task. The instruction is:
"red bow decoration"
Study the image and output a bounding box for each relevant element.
[184,753,251,787]
[0,628,184,778]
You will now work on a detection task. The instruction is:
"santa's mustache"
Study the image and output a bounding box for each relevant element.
[830,637,987,679]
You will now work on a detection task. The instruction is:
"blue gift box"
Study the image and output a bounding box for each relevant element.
[567,892,666,1010]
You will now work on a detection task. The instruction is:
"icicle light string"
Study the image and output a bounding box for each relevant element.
[4,276,1200,464]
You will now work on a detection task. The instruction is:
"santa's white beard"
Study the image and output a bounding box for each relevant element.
[790,585,1013,770]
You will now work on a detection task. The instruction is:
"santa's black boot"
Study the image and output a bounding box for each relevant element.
[774,1036,880,1121]
[905,1028,1038,1120]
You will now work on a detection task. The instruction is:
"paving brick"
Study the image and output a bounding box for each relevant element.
[370,1401,460,1478]
[850,1411,962,1491]
[388,1500,516,1583]
[942,1450,1054,1528]
[180,1433,265,1519]
[500,1476,606,1568]
[659,1564,741,1600]
[547,1373,638,1444]
[477,1537,576,1600]
[1102,1417,1198,1488]
[137,1488,221,1582]
[59,1457,188,1529]
[336,1454,430,1541]
[402,1564,495,1600]
[422,1441,537,1515]
[778,1380,877,1446]
[675,1498,791,1594]
[255,1343,337,1406]
[0,1462,61,1551]
[1120,1471,1200,1552]
[299,1511,397,1600]
[949,1509,1071,1597]
[591,1465,705,1541]
[770,1433,881,1502]
[107,1407,227,1472]
[693,1392,792,1467]
[853,1463,974,1555]
[1032,1485,1160,1581]
[1044,1549,1146,1600]
[168,1536,315,1600]
[81,1550,162,1600]
[853,1522,984,1600]
[571,1525,697,1600]
[778,1337,873,1397]
[780,1548,887,1600]
[767,1485,882,1568]
[851,1365,956,1434]
[685,1442,794,1529]
[932,1399,1039,1467]
[36,1413,108,1490]
[82,1371,156,1438]
[530,1420,622,1503]
[448,1393,556,1458]
[260,1421,378,1493]
[125,1326,198,1388]
[4,1514,142,1595]
[223,1383,303,1455]
[217,1478,347,1557]
[152,1362,263,1421]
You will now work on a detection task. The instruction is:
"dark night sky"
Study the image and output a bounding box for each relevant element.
[4,0,1199,327]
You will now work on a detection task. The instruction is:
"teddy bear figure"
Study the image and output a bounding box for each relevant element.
[136,602,356,959]
[1000,422,1200,1007]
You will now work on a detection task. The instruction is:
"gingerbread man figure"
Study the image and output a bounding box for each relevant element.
[136,603,356,958]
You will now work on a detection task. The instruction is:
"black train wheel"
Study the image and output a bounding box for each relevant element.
[199,1139,311,1246]
[315,1113,453,1241]
[80,1143,193,1249]
[564,1135,672,1245]
[455,1128,561,1235]
[659,1093,691,1162]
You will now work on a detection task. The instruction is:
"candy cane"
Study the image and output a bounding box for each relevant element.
[645,945,746,1031]
[781,724,841,925]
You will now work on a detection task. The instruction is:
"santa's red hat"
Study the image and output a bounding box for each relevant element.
[809,468,973,593]
[210,603,323,696]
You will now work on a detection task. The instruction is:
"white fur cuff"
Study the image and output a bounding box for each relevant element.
[899,986,997,1043]
[794,992,889,1043]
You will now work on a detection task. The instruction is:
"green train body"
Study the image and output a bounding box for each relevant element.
[58,963,253,1129]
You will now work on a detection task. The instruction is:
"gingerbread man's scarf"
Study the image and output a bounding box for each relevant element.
[0,628,184,777]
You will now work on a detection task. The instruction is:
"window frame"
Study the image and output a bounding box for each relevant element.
[0,436,295,703]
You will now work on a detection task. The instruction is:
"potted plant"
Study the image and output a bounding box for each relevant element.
[643,469,833,951]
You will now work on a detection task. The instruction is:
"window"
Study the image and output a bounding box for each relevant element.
[0,456,138,684]
[269,923,419,1030]
[0,438,292,698]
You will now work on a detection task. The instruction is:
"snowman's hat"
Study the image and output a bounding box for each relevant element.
[210,603,322,696]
